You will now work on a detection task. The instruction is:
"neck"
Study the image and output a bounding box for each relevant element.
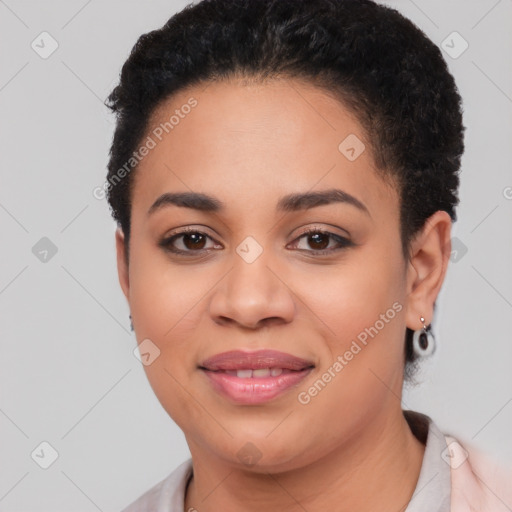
[184,408,426,512]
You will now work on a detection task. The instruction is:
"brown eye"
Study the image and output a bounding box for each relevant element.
[290,229,353,255]
[159,229,221,255]
[306,232,330,250]
[181,232,207,250]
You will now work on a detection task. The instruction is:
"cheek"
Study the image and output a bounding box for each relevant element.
[127,239,236,420]
[297,253,405,351]
[292,249,407,411]
[288,261,406,451]
[129,240,206,340]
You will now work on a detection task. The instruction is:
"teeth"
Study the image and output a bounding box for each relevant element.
[236,369,253,378]
[230,368,285,378]
[252,368,271,378]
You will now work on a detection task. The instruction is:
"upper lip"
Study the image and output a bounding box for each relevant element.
[199,349,315,371]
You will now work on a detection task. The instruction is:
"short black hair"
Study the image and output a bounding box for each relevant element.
[104,0,465,378]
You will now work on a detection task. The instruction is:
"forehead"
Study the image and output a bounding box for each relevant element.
[131,77,398,220]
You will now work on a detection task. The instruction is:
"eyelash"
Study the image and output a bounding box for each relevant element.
[159,226,354,257]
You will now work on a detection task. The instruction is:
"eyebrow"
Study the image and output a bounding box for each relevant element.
[147,188,370,217]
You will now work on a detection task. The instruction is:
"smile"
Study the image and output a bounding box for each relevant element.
[199,349,315,404]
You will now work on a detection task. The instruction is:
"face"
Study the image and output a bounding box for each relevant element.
[115,77,448,472]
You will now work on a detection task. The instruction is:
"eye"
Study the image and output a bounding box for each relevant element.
[159,226,354,257]
[288,228,353,255]
[159,227,222,255]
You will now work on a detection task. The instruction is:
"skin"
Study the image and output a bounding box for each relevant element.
[115,77,452,512]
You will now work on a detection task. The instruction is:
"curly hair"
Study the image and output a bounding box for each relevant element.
[104,0,465,379]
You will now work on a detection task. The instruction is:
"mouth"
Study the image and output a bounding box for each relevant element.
[199,349,315,404]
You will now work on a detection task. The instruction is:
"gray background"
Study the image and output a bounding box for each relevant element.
[0,0,511,510]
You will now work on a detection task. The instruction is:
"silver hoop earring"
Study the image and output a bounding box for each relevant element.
[129,314,134,332]
[412,316,435,357]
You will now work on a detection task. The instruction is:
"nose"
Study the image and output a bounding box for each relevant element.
[208,251,295,330]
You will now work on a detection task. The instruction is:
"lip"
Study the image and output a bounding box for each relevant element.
[200,349,314,371]
[199,350,315,404]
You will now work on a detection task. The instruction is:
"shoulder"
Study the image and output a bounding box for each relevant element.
[120,458,193,512]
[404,410,512,512]
[444,434,512,512]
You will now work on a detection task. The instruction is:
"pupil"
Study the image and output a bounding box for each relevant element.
[309,233,328,250]
[184,233,205,250]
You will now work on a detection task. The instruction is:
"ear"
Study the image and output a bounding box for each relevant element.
[405,210,452,330]
[115,227,130,301]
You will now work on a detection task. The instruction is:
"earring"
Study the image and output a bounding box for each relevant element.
[129,314,134,332]
[412,316,435,357]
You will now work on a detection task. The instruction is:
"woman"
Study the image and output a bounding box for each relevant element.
[104,0,512,510]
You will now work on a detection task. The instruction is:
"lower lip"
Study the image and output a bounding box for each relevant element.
[202,368,313,404]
